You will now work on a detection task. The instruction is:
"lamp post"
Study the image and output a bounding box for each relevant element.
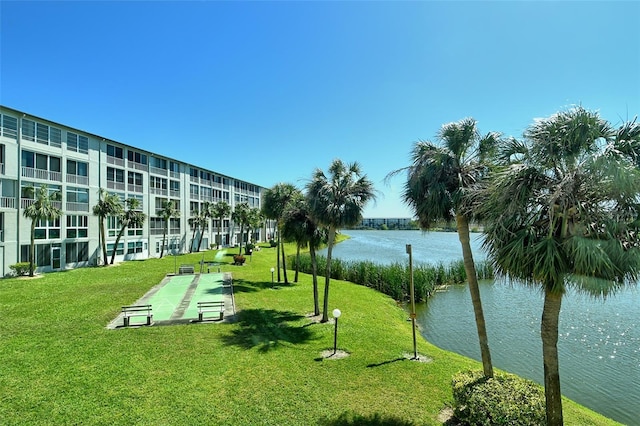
[270,267,275,285]
[332,308,342,355]
[406,244,417,359]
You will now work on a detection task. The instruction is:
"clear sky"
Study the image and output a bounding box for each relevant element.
[1,1,639,218]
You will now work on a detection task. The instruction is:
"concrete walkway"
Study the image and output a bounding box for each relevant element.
[107,272,235,329]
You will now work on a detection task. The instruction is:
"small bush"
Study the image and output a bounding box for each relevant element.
[452,370,545,426]
[269,239,277,247]
[9,262,31,276]
[233,254,246,265]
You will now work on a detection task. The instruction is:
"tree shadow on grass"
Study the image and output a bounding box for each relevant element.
[231,278,273,293]
[318,412,417,426]
[220,308,316,352]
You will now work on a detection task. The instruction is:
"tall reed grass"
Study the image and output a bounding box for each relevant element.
[290,255,494,302]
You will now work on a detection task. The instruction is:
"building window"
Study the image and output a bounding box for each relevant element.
[127,194,143,210]
[128,171,143,185]
[127,220,143,236]
[22,119,36,142]
[106,242,124,256]
[66,242,89,263]
[106,167,125,183]
[0,114,18,139]
[107,144,124,159]
[67,159,88,177]
[36,122,62,147]
[127,150,147,165]
[35,217,61,240]
[21,244,52,267]
[150,176,167,191]
[127,241,143,254]
[66,215,88,238]
[107,215,121,237]
[190,184,199,198]
[67,132,89,154]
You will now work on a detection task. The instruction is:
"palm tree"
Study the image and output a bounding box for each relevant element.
[212,201,231,249]
[92,188,123,266]
[306,159,376,322]
[246,207,264,250]
[158,199,180,258]
[22,185,62,277]
[281,197,326,314]
[188,210,206,253]
[231,202,251,255]
[196,201,213,252]
[110,198,146,264]
[481,107,640,426]
[262,183,301,284]
[387,118,499,377]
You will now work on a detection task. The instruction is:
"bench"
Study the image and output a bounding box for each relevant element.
[197,301,224,321]
[179,264,195,274]
[122,304,153,327]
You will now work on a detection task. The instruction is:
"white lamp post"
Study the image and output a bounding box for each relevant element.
[270,267,275,285]
[333,308,342,355]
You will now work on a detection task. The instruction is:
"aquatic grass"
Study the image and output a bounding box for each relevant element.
[291,255,494,302]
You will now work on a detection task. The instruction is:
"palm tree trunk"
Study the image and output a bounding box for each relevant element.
[238,224,244,255]
[197,222,207,252]
[456,214,493,378]
[310,246,319,316]
[190,226,197,253]
[294,244,300,282]
[217,221,222,249]
[110,222,128,265]
[160,226,167,258]
[321,228,336,323]
[276,225,281,282]
[100,219,108,266]
[542,287,564,426]
[281,239,288,284]
[29,220,36,277]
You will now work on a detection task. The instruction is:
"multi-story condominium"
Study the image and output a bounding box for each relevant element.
[359,218,414,229]
[0,105,266,276]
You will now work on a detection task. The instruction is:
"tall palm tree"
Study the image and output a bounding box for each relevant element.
[92,188,123,266]
[196,201,213,252]
[212,201,231,249]
[281,196,326,315]
[22,185,62,277]
[387,118,499,378]
[246,207,264,249]
[158,199,180,258]
[231,202,251,255]
[110,198,146,264]
[306,159,376,322]
[188,210,206,253]
[262,183,301,284]
[481,107,640,426]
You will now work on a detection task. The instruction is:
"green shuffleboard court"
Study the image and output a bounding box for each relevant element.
[109,272,231,328]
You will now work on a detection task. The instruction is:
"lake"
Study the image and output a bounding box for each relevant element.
[319,230,639,426]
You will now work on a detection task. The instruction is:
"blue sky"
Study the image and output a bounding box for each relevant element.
[2,1,639,218]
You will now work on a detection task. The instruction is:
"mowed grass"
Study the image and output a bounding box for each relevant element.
[0,244,620,425]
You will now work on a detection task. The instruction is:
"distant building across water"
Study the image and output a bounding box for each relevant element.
[354,218,418,230]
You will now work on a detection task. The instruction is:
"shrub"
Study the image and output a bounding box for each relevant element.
[269,239,277,247]
[233,254,246,265]
[452,370,545,426]
[9,262,31,276]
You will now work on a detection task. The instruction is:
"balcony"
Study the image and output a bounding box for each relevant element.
[21,199,62,209]
[149,166,167,176]
[169,170,180,179]
[107,181,125,191]
[169,189,180,198]
[128,160,148,172]
[128,184,143,193]
[22,166,62,182]
[66,202,90,212]
[150,187,168,196]
[66,174,89,186]
[107,156,125,167]
[0,196,15,209]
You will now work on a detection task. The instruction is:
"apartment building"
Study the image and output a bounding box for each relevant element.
[0,105,265,276]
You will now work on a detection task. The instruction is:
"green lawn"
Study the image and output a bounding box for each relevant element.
[0,244,620,425]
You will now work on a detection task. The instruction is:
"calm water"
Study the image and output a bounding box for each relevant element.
[320,230,640,426]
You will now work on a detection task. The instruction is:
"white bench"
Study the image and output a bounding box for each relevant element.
[122,304,153,327]
[197,301,224,321]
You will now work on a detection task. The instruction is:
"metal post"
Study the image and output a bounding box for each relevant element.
[406,244,417,359]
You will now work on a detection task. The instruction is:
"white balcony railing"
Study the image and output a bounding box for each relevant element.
[66,202,90,212]
[0,196,15,209]
[20,199,62,209]
[128,184,143,193]
[169,190,180,198]
[66,174,89,185]
[150,188,168,196]
[128,160,148,172]
[107,156,125,167]
[22,167,62,182]
[169,170,180,179]
[107,181,125,191]
[149,166,167,176]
